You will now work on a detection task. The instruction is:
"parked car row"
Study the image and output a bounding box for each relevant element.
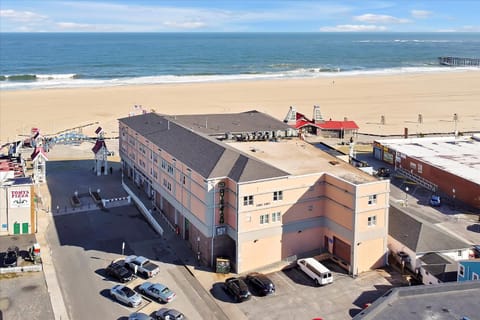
[105,256,185,319]
[224,272,275,303]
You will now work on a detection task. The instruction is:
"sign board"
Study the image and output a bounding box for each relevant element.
[9,188,30,208]
[216,258,230,274]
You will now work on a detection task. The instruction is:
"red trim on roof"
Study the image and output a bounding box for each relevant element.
[31,147,49,161]
[317,120,359,130]
[92,140,107,154]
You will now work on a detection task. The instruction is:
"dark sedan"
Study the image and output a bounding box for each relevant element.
[246,272,275,296]
[105,261,134,283]
[224,277,251,302]
[3,246,19,267]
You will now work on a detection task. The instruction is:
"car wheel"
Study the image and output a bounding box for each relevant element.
[129,302,133,307]
[315,279,320,286]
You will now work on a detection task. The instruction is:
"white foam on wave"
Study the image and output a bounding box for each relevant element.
[35,73,77,80]
[1,67,479,90]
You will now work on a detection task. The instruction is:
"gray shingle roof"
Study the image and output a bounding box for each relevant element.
[389,205,470,253]
[168,110,292,136]
[119,112,288,182]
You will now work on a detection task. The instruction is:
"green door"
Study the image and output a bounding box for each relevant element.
[22,223,29,234]
[13,222,20,234]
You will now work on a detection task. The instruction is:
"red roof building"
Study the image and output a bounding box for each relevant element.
[284,106,359,139]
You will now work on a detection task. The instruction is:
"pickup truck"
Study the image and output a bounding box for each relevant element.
[124,255,159,278]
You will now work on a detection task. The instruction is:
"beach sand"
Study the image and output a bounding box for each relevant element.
[1,71,480,143]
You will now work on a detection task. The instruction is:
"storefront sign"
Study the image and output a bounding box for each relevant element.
[9,189,30,208]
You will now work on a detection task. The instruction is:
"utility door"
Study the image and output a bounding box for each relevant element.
[22,222,29,234]
[13,222,20,234]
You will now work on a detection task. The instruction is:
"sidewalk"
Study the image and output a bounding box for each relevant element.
[36,207,70,320]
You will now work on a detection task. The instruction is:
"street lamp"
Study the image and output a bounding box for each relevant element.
[405,186,409,207]
[452,188,456,209]
[197,236,201,263]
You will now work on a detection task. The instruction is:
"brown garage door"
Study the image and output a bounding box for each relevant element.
[333,236,351,264]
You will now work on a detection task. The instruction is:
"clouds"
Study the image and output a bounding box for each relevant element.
[0,9,47,23]
[319,25,387,32]
[411,10,432,19]
[354,14,409,24]
[0,1,479,32]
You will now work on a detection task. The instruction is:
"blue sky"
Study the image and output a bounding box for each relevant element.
[1,0,479,32]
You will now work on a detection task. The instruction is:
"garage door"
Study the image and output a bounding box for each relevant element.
[333,236,351,264]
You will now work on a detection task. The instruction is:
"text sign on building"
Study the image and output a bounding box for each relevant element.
[9,189,30,208]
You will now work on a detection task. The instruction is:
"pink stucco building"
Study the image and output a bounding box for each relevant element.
[119,111,389,275]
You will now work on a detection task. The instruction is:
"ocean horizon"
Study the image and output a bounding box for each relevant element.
[1,32,479,90]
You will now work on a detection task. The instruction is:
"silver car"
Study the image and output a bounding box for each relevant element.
[110,284,142,307]
[155,308,185,320]
[139,282,176,303]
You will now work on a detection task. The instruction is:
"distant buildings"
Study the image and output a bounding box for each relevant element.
[374,135,480,209]
[119,111,389,275]
[284,105,359,139]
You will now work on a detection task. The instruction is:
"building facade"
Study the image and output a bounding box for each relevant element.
[374,136,480,209]
[458,259,480,282]
[119,111,389,274]
[0,177,36,236]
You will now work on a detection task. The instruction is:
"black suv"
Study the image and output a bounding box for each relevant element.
[246,272,275,296]
[3,246,19,267]
[106,261,134,283]
[224,277,251,302]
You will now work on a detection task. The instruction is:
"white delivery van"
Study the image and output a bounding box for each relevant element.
[297,258,333,286]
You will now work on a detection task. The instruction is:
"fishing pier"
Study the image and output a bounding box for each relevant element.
[438,56,480,67]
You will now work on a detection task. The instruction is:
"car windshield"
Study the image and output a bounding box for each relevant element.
[121,287,135,297]
[161,287,170,294]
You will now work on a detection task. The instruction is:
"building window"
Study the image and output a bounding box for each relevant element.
[260,214,269,224]
[368,194,377,205]
[473,273,479,280]
[152,153,158,164]
[368,215,377,227]
[163,179,171,191]
[458,250,462,257]
[273,191,283,201]
[271,212,281,222]
[243,195,253,206]
[167,164,174,175]
[161,159,167,169]
[459,265,465,277]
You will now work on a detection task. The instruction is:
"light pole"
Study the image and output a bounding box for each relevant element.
[452,188,456,209]
[405,186,409,207]
[197,236,201,263]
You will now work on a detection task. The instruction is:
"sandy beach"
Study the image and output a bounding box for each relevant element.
[1,71,480,143]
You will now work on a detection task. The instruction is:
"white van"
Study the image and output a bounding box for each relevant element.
[297,258,333,286]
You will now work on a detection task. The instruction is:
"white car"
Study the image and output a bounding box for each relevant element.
[110,284,142,307]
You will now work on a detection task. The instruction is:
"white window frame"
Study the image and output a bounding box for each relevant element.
[368,194,377,205]
[243,195,253,206]
[472,272,479,280]
[273,191,283,201]
[271,212,281,222]
[260,214,269,224]
[459,265,465,277]
[367,215,377,227]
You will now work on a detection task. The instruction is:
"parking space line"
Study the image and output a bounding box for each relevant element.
[272,269,297,291]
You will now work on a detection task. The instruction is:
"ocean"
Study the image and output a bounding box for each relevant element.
[1,32,479,90]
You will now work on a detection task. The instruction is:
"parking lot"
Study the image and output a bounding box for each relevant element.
[210,260,397,320]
